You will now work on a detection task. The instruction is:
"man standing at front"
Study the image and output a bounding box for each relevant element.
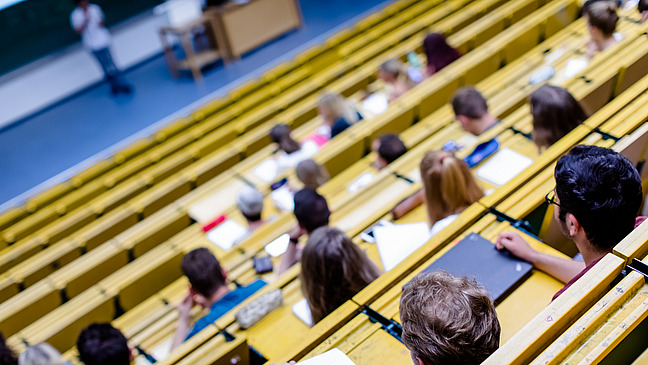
[70,0,132,95]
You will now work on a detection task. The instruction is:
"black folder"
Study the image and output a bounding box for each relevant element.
[419,233,533,303]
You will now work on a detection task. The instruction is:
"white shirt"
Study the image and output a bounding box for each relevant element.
[70,4,112,51]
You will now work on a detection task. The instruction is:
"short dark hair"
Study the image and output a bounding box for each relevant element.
[451,87,488,119]
[241,212,262,222]
[181,248,227,298]
[400,271,500,365]
[77,323,130,365]
[639,0,648,13]
[555,145,642,251]
[378,134,407,164]
[293,189,330,233]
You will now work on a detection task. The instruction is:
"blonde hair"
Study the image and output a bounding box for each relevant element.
[586,1,618,35]
[420,151,484,227]
[296,159,329,190]
[380,59,417,89]
[301,227,381,324]
[318,93,359,125]
[18,343,64,365]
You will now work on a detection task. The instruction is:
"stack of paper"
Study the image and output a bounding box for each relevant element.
[206,220,249,250]
[374,222,431,271]
[265,234,291,257]
[476,148,533,186]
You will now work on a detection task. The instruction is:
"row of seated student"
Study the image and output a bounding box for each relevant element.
[390,83,587,219]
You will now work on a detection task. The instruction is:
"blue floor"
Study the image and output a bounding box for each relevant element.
[0,0,391,207]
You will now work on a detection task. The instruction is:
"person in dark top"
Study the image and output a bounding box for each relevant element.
[172,248,265,349]
[496,146,643,301]
[278,189,331,274]
[0,332,17,365]
[318,93,362,138]
[76,323,131,365]
[423,33,461,77]
[372,134,408,170]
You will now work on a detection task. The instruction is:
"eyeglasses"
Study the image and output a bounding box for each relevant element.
[545,189,560,207]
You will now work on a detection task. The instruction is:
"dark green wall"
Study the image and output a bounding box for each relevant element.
[0,0,163,76]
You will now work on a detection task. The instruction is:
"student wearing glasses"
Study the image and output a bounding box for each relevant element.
[496,145,644,301]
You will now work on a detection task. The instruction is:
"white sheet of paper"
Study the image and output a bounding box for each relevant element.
[270,186,295,212]
[476,148,533,187]
[253,159,279,183]
[347,171,375,193]
[292,298,314,327]
[265,234,291,257]
[362,94,389,115]
[134,338,172,365]
[374,222,431,271]
[563,58,588,79]
[206,220,248,251]
[299,348,357,365]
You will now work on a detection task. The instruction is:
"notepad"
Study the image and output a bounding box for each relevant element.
[362,94,389,115]
[348,171,375,193]
[476,147,533,186]
[265,234,291,257]
[418,233,533,303]
[375,222,431,271]
[270,186,294,212]
[206,220,249,250]
[253,159,279,182]
[292,298,314,327]
[299,348,357,365]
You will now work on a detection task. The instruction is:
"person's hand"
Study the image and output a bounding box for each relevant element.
[289,226,305,242]
[177,292,195,321]
[495,232,539,263]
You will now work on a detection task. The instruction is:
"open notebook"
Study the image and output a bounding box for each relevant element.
[476,147,533,186]
[206,219,249,251]
[418,233,533,303]
[374,222,431,271]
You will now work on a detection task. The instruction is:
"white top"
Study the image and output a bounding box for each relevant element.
[276,140,319,172]
[429,214,459,236]
[70,4,111,51]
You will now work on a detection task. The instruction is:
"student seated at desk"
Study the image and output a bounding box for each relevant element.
[584,1,620,59]
[19,343,67,365]
[301,227,381,324]
[317,93,362,139]
[392,151,484,231]
[76,323,131,365]
[423,33,461,78]
[270,124,320,173]
[237,186,266,232]
[496,146,644,301]
[640,0,648,23]
[172,248,266,349]
[278,189,331,275]
[296,159,329,190]
[0,332,17,365]
[400,271,500,365]
[530,85,587,149]
[372,134,408,170]
[451,87,499,136]
[378,59,418,102]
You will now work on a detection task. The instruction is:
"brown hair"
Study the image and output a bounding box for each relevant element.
[451,86,488,119]
[420,151,483,227]
[270,124,301,154]
[399,271,501,365]
[380,59,417,89]
[301,227,381,324]
[530,85,587,148]
[181,248,227,298]
[585,1,618,35]
[296,159,329,190]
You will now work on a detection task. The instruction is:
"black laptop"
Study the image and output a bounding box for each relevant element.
[418,233,533,304]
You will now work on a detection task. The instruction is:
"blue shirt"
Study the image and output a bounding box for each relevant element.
[185,279,267,340]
